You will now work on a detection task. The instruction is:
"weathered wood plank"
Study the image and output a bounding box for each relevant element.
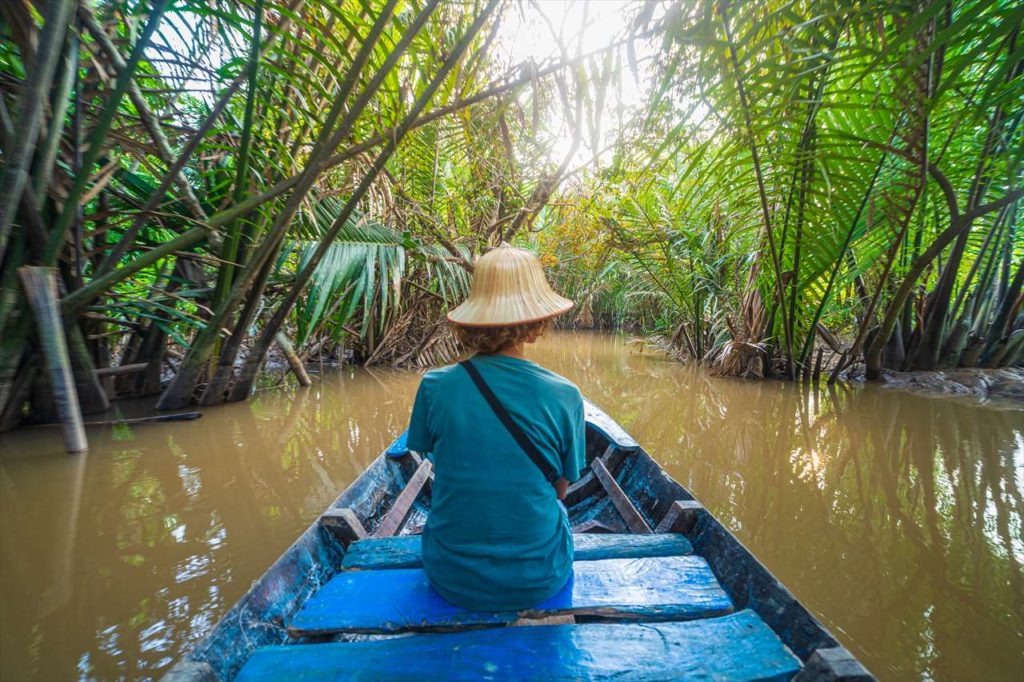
[241,610,799,682]
[793,647,874,682]
[563,473,594,500]
[372,458,432,538]
[570,519,615,534]
[564,444,629,506]
[343,533,693,571]
[318,508,366,547]
[655,499,706,534]
[18,266,87,453]
[592,457,652,534]
[407,451,434,494]
[289,555,732,636]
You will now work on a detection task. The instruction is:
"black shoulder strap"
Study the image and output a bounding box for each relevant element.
[460,360,559,483]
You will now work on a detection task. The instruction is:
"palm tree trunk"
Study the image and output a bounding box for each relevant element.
[156,0,406,410]
[226,0,500,402]
[210,0,266,320]
[980,260,1024,364]
[43,0,171,266]
[719,5,793,371]
[907,28,1022,369]
[865,183,1024,377]
[199,0,445,406]
[0,0,75,263]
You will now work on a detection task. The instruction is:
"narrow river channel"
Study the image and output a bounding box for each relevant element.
[1,331,1021,681]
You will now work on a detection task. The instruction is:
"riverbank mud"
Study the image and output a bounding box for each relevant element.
[871,367,1024,403]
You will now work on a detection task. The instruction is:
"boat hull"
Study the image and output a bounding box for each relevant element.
[163,400,872,681]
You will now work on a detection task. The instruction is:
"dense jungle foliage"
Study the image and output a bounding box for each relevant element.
[0,0,1021,429]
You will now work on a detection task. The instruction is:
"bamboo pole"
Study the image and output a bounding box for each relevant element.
[18,267,87,453]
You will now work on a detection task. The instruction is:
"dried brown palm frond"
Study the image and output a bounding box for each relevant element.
[363,289,462,369]
[711,339,767,380]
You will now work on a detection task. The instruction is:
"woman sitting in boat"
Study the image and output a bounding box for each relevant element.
[406,244,585,612]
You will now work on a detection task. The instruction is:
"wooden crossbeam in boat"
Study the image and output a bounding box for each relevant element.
[655,500,705,535]
[342,533,695,571]
[320,508,367,547]
[245,611,801,682]
[511,614,576,627]
[373,458,433,539]
[408,451,434,494]
[571,519,615,534]
[793,646,873,682]
[565,444,627,506]
[591,456,652,534]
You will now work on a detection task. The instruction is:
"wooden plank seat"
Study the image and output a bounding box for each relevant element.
[288,555,733,636]
[342,532,693,570]
[240,609,801,682]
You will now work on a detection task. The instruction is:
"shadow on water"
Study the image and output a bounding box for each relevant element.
[0,331,1021,680]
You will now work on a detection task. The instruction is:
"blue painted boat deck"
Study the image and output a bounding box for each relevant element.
[170,400,869,681]
[239,609,801,682]
[342,532,693,570]
[230,527,805,680]
[289,555,731,635]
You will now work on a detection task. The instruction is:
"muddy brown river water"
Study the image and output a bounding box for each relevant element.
[1,331,1021,681]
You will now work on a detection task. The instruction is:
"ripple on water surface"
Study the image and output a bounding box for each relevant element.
[0,331,1021,681]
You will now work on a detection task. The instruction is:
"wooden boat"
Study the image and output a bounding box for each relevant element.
[163,400,874,681]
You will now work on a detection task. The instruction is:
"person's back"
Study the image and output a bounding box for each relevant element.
[407,354,584,611]
[404,244,584,612]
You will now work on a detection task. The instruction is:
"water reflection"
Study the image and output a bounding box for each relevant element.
[0,332,1021,681]
[530,334,1024,681]
[0,367,420,681]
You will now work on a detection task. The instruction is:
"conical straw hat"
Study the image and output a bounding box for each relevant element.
[447,245,573,327]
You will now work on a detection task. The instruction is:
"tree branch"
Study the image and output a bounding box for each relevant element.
[960,186,1022,225]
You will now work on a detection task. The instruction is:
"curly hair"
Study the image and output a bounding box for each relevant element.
[453,319,553,354]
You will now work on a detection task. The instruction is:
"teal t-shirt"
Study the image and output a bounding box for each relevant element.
[406,353,586,612]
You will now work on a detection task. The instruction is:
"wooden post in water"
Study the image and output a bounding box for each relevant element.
[18,267,88,453]
[275,331,312,386]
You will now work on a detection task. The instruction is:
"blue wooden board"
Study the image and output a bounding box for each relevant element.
[240,609,800,682]
[385,430,410,458]
[343,533,693,570]
[289,555,732,635]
